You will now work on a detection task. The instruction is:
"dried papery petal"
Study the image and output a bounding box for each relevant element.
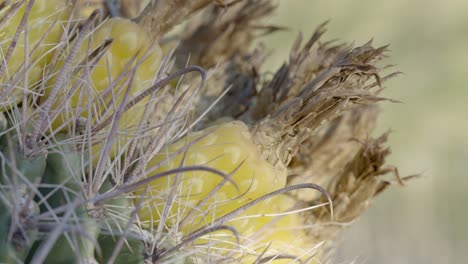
[163,1,278,127]
[298,133,415,262]
[171,0,277,69]
[191,46,267,129]
[136,0,215,38]
[249,40,393,175]
[287,104,380,201]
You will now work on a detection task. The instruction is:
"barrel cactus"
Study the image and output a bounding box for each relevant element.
[0,0,412,263]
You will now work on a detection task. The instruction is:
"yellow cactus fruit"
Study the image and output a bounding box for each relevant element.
[135,121,323,262]
[0,0,70,108]
[137,121,287,231]
[44,17,163,162]
[201,194,318,263]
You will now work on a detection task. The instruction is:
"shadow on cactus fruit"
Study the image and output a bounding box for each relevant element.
[0,0,416,263]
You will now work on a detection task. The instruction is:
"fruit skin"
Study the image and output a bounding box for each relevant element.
[0,0,70,110]
[238,195,318,263]
[137,121,286,229]
[135,121,320,262]
[43,17,163,163]
[197,194,318,263]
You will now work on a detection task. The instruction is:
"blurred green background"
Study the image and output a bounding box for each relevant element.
[262,0,468,263]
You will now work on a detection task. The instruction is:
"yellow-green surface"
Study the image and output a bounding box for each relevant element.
[263,1,468,263]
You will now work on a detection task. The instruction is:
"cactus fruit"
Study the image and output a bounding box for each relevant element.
[43,16,163,127]
[0,0,412,263]
[43,17,163,164]
[135,120,322,259]
[0,0,70,110]
[137,121,286,227]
